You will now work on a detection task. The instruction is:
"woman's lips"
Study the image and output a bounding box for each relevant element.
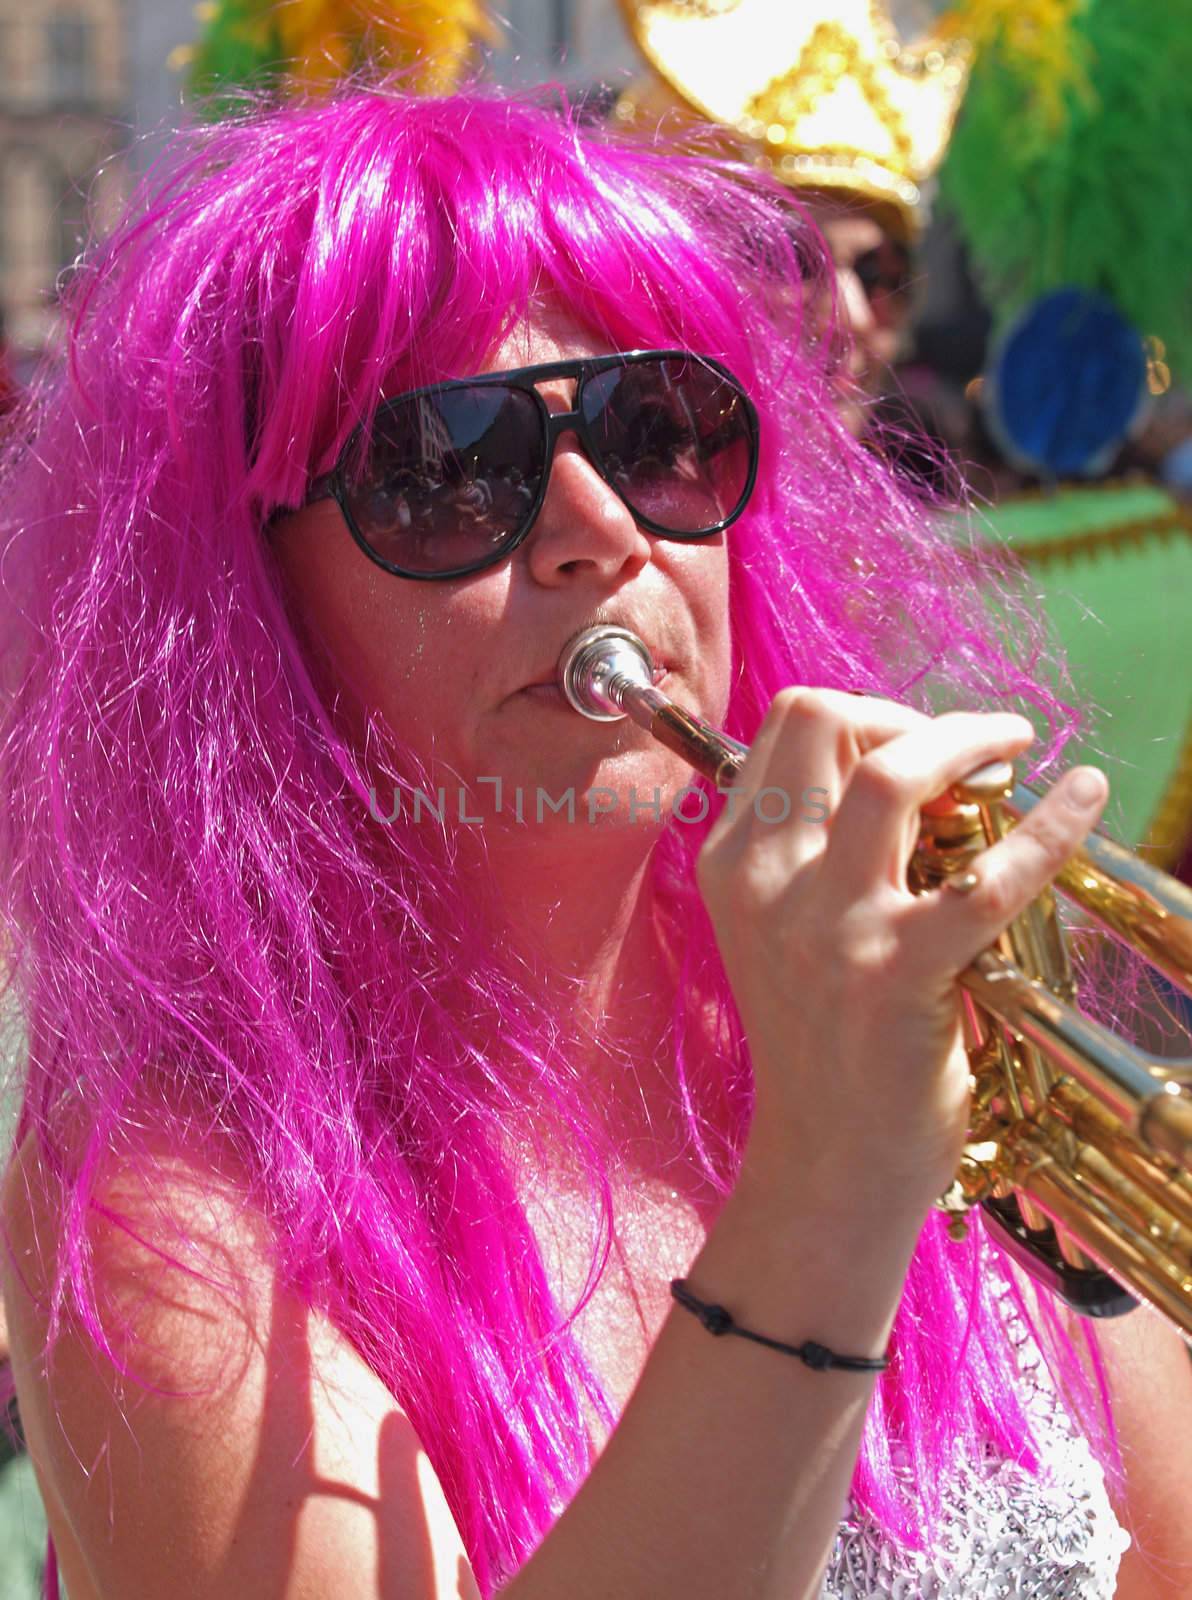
[518,683,572,705]
[518,665,671,703]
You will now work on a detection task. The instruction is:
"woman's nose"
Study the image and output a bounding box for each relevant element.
[524,437,653,587]
[837,265,877,340]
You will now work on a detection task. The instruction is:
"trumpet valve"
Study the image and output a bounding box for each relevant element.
[951,760,1016,807]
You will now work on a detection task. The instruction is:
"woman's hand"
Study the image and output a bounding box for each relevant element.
[695,690,1109,1219]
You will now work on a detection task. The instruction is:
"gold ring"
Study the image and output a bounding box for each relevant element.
[944,869,981,896]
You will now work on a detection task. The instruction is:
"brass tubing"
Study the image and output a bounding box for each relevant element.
[1006,1134,1192,1334]
[636,692,749,791]
[1008,784,1192,996]
[960,950,1192,1166]
[1049,1079,1192,1232]
[1069,1141,1192,1255]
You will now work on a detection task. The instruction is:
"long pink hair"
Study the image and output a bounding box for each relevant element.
[0,85,1117,1593]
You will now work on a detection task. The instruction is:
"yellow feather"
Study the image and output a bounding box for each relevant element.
[275,0,497,92]
[938,0,1091,123]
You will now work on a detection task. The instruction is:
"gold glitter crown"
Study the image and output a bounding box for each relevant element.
[616,0,974,233]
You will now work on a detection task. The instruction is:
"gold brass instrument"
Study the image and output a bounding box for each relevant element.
[557,625,1192,1339]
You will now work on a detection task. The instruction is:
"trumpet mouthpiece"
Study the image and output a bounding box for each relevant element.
[557,625,655,721]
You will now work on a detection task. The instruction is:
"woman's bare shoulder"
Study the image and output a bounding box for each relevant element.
[0,1119,481,1600]
[5,1117,275,1360]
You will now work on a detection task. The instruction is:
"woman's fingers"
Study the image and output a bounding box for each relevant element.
[896,766,1110,977]
[706,689,927,876]
[823,711,1037,899]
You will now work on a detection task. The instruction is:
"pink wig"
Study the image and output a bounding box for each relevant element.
[0,85,1118,1593]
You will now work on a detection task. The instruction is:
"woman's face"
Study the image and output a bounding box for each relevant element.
[269,307,735,828]
[813,209,911,437]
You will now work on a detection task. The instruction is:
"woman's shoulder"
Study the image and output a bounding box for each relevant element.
[0,1116,482,1600]
[0,1119,271,1594]
[2,1114,275,1362]
[0,1108,401,1431]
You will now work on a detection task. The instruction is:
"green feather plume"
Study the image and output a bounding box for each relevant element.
[939,0,1192,378]
[182,0,286,106]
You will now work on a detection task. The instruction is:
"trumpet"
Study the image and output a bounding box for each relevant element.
[557,625,1192,1339]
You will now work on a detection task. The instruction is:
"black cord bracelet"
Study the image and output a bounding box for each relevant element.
[669,1279,890,1373]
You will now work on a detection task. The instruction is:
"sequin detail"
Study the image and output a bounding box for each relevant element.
[820,1289,1131,1599]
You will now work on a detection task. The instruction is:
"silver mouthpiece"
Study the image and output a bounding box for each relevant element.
[558,625,656,721]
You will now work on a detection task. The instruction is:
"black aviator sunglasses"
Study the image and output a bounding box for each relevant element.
[305,349,761,581]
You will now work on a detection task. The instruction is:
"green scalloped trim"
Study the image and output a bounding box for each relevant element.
[982,485,1192,871]
[1002,504,1191,572]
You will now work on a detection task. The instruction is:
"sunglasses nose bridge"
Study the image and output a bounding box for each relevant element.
[540,402,605,485]
[543,404,585,454]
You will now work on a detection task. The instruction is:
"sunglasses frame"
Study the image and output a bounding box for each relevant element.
[305,348,761,581]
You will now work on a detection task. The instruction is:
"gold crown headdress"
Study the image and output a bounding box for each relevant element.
[616,0,974,234]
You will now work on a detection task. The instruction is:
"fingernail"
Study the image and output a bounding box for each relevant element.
[1066,769,1107,808]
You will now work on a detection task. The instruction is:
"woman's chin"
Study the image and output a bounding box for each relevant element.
[456,746,700,836]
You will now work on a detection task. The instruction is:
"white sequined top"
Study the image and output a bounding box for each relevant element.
[820,1290,1131,1600]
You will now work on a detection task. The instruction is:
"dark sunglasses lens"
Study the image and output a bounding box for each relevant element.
[580,358,754,535]
[853,241,911,303]
[343,386,544,574]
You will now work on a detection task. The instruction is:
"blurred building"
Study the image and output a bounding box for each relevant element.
[0,1,132,375]
[0,1,636,378]
[485,0,635,94]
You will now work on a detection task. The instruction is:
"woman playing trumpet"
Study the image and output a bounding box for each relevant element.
[1,86,1190,1600]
